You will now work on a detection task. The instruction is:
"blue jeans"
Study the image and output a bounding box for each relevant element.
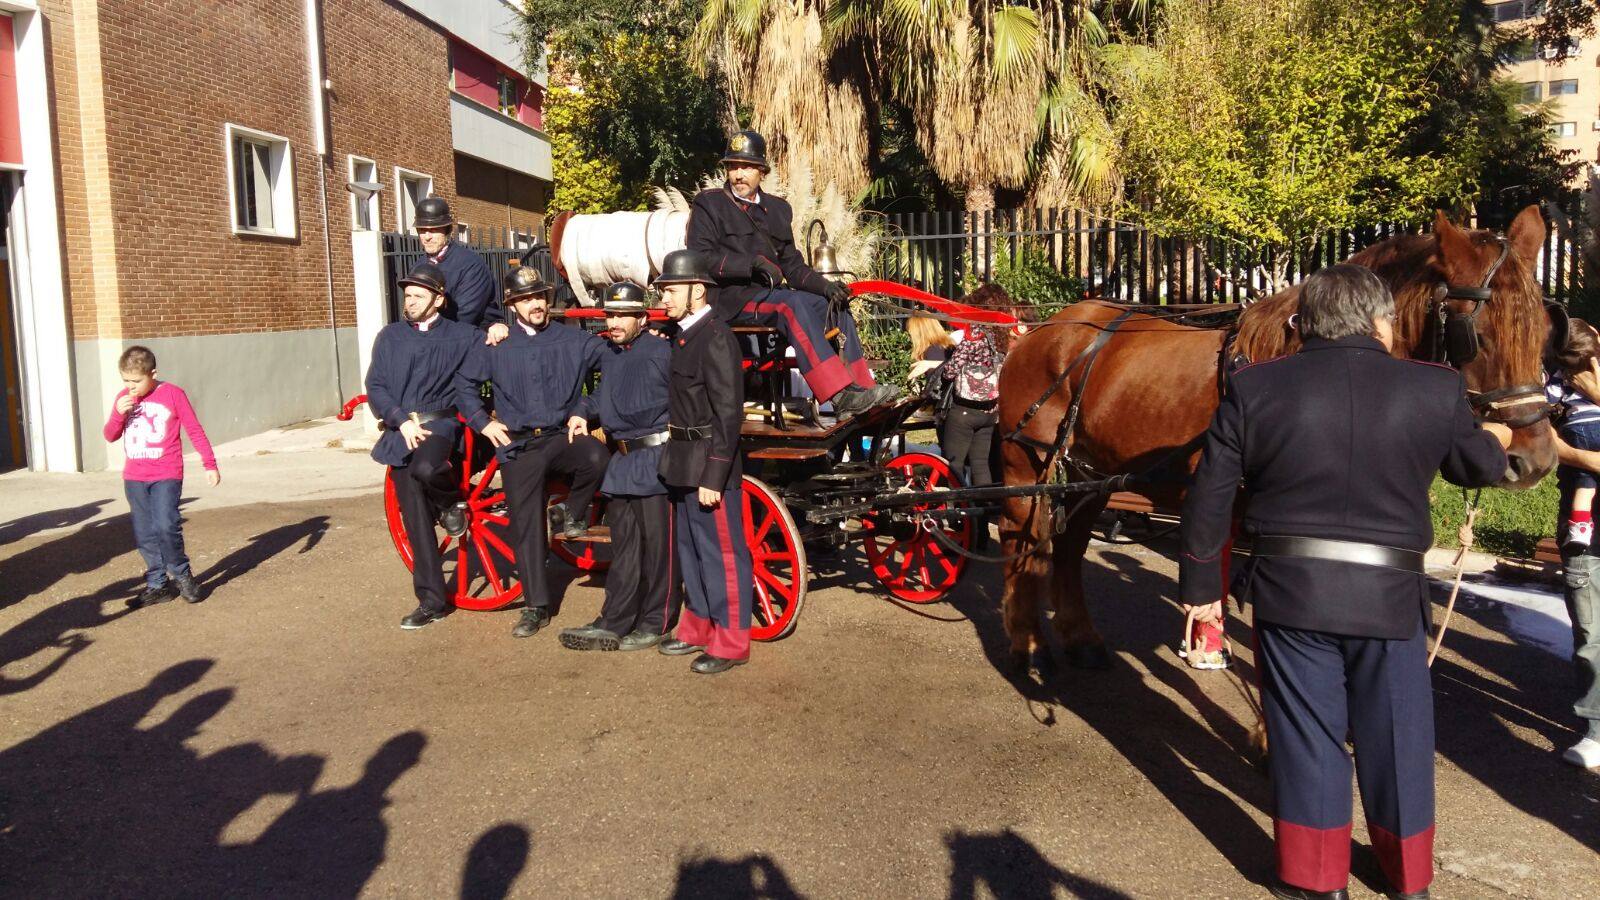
[1559,552,1600,738]
[125,478,188,589]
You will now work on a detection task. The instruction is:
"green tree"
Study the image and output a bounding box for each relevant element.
[546,86,643,213]
[522,2,724,209]
[1114,0,1485,287]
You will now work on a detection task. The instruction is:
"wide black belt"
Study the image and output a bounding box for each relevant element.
[1252,535,1426,574]
[669,424,711,441]
[379,408,456,431]
[616,431,669,454]
[506,425,562,441]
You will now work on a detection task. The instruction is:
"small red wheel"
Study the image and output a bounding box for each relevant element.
[861,451,972,604]
[547,480,612,572]
[383,423,522,611]
[744,475,807,641]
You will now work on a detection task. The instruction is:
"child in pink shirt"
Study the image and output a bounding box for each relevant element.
[103,346,220,606]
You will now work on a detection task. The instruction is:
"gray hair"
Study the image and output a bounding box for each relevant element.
[1297,264,1394,341]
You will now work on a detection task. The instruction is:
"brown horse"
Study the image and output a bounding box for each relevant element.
[994,206,1559,673]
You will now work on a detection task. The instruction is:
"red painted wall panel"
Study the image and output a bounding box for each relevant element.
[0,16,21,166]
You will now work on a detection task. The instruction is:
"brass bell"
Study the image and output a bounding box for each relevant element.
[811,240,842,277]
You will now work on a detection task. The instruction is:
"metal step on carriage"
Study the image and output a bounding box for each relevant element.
[339,279,1022,642]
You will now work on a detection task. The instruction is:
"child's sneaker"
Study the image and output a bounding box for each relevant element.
[1561,736,1600,768]
[173,574,205,604]
[1565,518,1594,552]
[131,582,176,608]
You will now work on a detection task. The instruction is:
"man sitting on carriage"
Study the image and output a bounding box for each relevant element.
[686,130,900,420]
[365,261,481,631]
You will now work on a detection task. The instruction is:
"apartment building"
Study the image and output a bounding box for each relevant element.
[1494,0,1600,178]
[1,0,550,472]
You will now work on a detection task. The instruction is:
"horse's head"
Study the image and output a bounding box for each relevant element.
[1424,205,1556,489]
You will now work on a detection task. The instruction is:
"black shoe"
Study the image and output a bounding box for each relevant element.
[173,575,205,604]
[558,624,620,651]
[868,383,902,406]
[401,606,445,630]
[1386,890,1428,900]
[1268,882,1350,900]
[439,502,469,538]
[830,386,875,418]
[619,630,666,651]
[131,582,177,609]
[512,606,551,639]
[562,517,590,540]
[690,652,748,675]
[547,502,568,536]
[658,637,704,656]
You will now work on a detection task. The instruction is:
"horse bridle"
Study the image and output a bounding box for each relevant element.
[1426,235,1552,429]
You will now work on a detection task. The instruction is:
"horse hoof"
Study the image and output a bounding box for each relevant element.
[1008,651,1032,679]
[1064,643,1112,670]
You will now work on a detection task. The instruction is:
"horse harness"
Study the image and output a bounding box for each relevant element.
[1425,233,1555,429]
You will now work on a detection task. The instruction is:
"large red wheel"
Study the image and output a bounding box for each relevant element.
[547,480,612,572]
[861,451,972,604]
[744,475,807,641]
[384,424,521,611]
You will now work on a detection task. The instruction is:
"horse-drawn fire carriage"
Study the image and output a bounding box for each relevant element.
[340,204,1574,671]
[338,278,1040,641]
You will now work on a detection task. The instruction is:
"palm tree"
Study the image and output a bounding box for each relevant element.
[693,0,876,196]
[826,1,1154,212]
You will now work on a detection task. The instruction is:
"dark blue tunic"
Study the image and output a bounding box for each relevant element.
[573,333,671,497]
[365,318,480,467]
[456,321,607,461]
[432,241,502,330]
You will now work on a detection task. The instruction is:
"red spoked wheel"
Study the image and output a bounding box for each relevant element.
[384,424,522,611]
[547,480,612,572]
[861,451,972,604]
[744,475,807,642]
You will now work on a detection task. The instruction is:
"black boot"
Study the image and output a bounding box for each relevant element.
[173,574,205,604]
[512,606,551,638]
[439,502,469,538]
[558,623,620,651]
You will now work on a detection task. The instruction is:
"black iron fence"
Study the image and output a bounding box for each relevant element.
[874,207,1590,308]
[381,227,558,323]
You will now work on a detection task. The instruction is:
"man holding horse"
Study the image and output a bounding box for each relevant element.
[1180,265,1513,900]
[685,130,899,420]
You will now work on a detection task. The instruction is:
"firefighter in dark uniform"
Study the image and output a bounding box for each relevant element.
[653,250,754,674]
[686,130,899,419]
[364,262,480,630]
[1180,265,1513,900]
[457,266,611,639]
[558,281,681,652]
[412,196,508,341]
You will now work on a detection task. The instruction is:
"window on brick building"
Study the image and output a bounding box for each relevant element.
[226,124,296,238]
[1553,121,1578,137]
[348,156,379,231]
[1521,81,1544,103]
[498,73,522,117]
[395,168,434,233]
[1493,0,1544,22]
[1551,79,1580,96]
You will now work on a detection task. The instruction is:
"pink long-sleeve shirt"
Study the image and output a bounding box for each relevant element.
[103,382,217,482]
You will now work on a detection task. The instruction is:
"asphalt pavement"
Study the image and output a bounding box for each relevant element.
[1,436,1595,898]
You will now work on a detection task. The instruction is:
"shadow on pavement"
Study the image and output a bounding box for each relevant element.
[0,577,139,695]
[0,659,427,897]
[460,823,531,900]
[0,514,136,610]
[671,853,805,899]
[947,551,1276,887]
[0,499,114,547]
[946,828,1132,899]
[194,516,330,595]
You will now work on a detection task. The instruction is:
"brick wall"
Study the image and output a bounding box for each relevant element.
[454,153,549,237]
[47,0,546,342]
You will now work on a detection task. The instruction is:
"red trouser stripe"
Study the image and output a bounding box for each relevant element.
[711,499,747,659]
[749,301,824,368]
[1275,819,1351,893]
[1368,822,1434,895]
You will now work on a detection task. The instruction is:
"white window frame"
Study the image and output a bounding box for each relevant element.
[347,155,379,232]
[1549,78,1580,97]
[394,167,435,234]
[224,123,297,239]
[1553,121,1578,138]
